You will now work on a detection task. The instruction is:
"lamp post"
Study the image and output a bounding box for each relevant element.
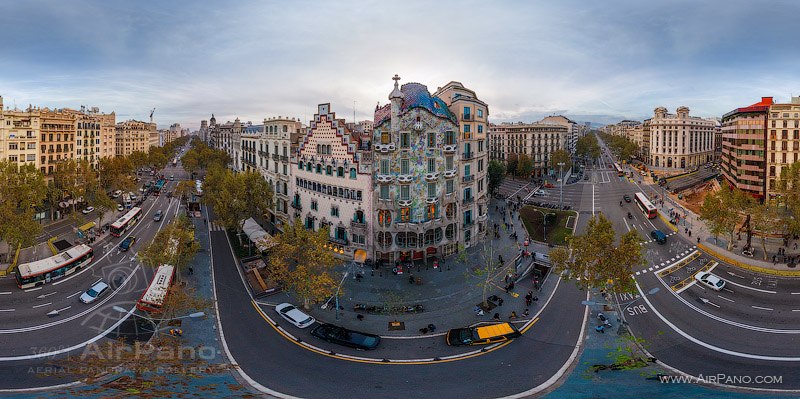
[321,271,349,320]
[557,162,565,209]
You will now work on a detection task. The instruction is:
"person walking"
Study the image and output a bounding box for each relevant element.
[509,311,518,320]
[498,298,504,306]
[493,312,500,321]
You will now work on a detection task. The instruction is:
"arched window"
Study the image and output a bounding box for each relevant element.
[298,161,303,169]
[326,165,333,175]
[350,168,357,179]
[337,167,344,177]
[316,164,322,174]
[445,224,455,240]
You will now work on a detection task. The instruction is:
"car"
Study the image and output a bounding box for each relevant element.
[119,236,137,251]
[153,210,163,222]
[129,192,137,200]
[80,281,110,304]
[310,324,381,350]
[112,190,122,198]
[446,322,521,346]
[544,182,555,188]
[149,171,155,176]
[170,174,175,181]
[81,206,95,214]
[275,303,316,328]
[650,230,667,244]
[117,204,124,211]
[535,189,546,195]
[695,271,726,291]
[583,175,590,180]
[623,195,631,203]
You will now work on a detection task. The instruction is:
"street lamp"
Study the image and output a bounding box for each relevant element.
[557,162,565,209]
[528,207,548,241]
[321,271,349,320]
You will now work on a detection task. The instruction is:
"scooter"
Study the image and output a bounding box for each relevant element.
[597,313,612,328]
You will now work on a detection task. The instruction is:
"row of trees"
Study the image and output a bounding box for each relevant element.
[700,162,800,260]
[599,132,639,161]
[575,133,601,160]
[549,214,645,294]
[504,149,573,178]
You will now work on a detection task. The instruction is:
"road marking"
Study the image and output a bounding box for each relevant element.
[792,309,800,312]
[752,306,773,311]
[791,292,800,295]
[0,292,11,295]
[0,309,15,312]
[36,291,57,299]
[32,302,52,309]
[717,295,734,302]
[706,300,720,308]
[66,291,82,299]
[724,279,776,294]
[23,287,42,292]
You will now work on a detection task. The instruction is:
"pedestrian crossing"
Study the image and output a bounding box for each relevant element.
[633,247,698,276]
[209,221,225,232]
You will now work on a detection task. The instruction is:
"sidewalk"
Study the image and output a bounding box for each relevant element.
[545,291,791,399]
[305,197,552,336]
[640,180,800,275]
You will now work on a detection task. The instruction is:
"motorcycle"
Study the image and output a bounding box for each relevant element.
[627,212,632,219]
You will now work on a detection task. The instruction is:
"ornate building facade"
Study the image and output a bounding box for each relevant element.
[649,106,715,169]
[372,76,464,262]
[488,121,569,177]
[115,119,156,157]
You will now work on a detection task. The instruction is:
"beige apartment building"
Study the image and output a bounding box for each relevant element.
[40,108,76,176]
[489,121,569,177]
[0,96,41,169]
[649,106,715,169]
[433,81,490,243]
[766,97,800,199]
[260,116,303,230]
[116,120,156,157]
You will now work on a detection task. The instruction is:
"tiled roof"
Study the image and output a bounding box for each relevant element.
[374,83,457,126]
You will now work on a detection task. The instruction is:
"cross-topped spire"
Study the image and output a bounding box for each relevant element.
[389,74,403,100]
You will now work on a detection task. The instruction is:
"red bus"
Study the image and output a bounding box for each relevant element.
[15,245,94,289]
[613,163,624,177]
[110,207,142,237]
[634,192,658,219]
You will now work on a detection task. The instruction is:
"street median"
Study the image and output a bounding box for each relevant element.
[698,242,800,277]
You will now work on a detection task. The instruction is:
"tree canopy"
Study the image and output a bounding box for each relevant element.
[0,161,46,254]
[487,160,506,196]
[549,149,572,174]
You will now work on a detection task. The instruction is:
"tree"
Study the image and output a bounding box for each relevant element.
[776,161,800,237]
[0,161,46,257]
[139,216,200,275]
[550,213,641,294]
[240,170,273,219]
[128,151,149,172]
[174,180,196,204]
[89,190,117,229]
[506,153,518,176]
[517,153,533,178]
[700,185,750,250]
[204,168,272,236]
[488,160,506,196]
[576,134,601,160]
[266,219,339,309]
[549,149,572,174]
[749,202,780,261]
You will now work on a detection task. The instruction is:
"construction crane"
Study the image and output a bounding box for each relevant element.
[149,108,156,123]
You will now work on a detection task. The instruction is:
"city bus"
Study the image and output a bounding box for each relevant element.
[634,192,658,219]
[110,207,143,237]
[613,163,624,177]
[136,264,175,313]
[152,179,166,196]
[15,244,94,289]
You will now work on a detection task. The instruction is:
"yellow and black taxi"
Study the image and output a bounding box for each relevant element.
[446,322,521,346]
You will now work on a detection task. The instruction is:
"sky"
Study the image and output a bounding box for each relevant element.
[1,0,799,130]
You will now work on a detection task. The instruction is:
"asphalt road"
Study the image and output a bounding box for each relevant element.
[597,136,800,390]
[0,160,190,389]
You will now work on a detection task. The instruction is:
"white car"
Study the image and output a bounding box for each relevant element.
[81,206,95,214]
[80,281,110,304]
[275,303,316,328]
[535,189,546,195]
[129,192,137,200]
[117,204,124,211]
[695,272,725,291]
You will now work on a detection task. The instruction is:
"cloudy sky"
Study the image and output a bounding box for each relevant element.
[2,0,799,129]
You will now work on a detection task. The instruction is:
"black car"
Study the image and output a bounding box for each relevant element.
[119,236,137,251]
[310,324,381,350]
[623,195,631,203]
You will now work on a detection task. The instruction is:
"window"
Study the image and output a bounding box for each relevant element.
[331,206,339,217]
[283,164,288,175]
[401,159,409,174]
[445,131,455,145]
[380,159,390,174]
[477,109,483,118]
[350,168,357,179]
[446,179,454,194]
[427,158,435,173]
[427,205,436,221]
[427,182,436,197]
[478,159,483,172]
[311,200,318,211]
[337,167,344,177]
[400,207,410,222]
[326,165,332,175]
[401,185,410,200]
[446,156,453,170]
[316,164,322,174]
[464,164,471,177]
[477,125,483,134]
[428,132,435,147]
[464,187,472,200]
[463,106,471,117]
[401,132,410,148]
[380,185,389,200]
[381,131,390,144]
[8,143,17,150]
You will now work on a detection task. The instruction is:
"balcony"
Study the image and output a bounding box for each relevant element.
[329,236,349,246]
[463,219,475,228]
[463,196,474,205]
[462,113,473,121]
[374,143,396,153]
[272,153,280,161]
[443,169,457,178]
[291,201,302,211]
[425,172,439,181]
[280,155,288,162]
[397,174,413,183]
[462,152,474,160]
[443,144,457,153]
[351,220,367,229]
[462,174,474,183]
[258,150,268,157]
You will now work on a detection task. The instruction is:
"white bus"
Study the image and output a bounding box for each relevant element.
[634,192,658,219]
[15,245,94,289]
[613,163,624,177]
[110,207,143,237]
[136,264,175,313]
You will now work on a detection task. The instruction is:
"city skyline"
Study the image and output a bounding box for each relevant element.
[2,0,799,129]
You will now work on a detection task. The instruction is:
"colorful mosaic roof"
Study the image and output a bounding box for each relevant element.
[374,82,457,126]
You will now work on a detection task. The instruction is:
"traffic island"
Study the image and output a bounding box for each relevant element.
[520,206,576,245]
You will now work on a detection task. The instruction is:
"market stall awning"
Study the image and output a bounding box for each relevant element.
[241,218,276,252]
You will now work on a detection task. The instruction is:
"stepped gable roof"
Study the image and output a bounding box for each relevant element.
[374,82,457,127]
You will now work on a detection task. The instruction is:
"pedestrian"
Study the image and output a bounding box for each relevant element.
[523,309,530,317]
[697,237,700,244]
[773,254,777,264]
[357,314,364,321]
[505,273,510,283]
[794,242,798,250]
[508,281,515,291]
[203,218,207,225]
[688,230,692,237]
[498,298,504,306]
[509,311,518,320]
[188,267,194,275]
[493,312,500,321]
[595,325,605,333]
